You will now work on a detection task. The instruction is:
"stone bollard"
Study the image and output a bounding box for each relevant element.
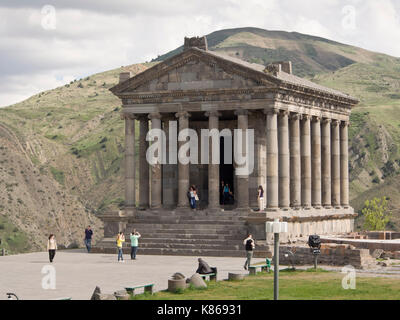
[228,273,245,281]
[168,278,187,292]
[114,289,130,300]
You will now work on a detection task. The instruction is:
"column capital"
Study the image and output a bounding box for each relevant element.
[301,114,311,121]
[340,120,349,128]
[322,118,332,124]
[175,111,191,119]
[161,113,175,121]
[204,110,221,118]
[234,109,249,116]
[331,119,340,127]
[264,107,280,115]
[311,115,322,123]
[121,113,137,120]
[289,113,301,120]
[148,112,162,120]
[279,109,289,117]
[137,114,149,121]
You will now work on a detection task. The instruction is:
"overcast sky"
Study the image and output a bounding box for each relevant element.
[0,0,399,107]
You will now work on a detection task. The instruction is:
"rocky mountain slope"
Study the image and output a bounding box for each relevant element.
[1,27,400,253]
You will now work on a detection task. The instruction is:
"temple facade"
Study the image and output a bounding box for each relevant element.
[100,36,359,248]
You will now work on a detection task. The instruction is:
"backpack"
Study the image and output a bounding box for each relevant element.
[245,239,253,251]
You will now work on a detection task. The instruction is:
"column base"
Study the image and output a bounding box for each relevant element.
[312,205,322,209]
[303,206,312,210]
[323,205,332,209]
[266,207,279,212]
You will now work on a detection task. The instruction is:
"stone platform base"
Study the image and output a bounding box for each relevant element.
[279,243,376,269]
[246,207,357,243]
[93,207,356,258]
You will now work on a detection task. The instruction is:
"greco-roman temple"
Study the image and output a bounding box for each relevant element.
[95,37,359,257]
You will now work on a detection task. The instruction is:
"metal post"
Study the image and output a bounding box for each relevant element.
[314,253,318,269]
[274,233,279,300]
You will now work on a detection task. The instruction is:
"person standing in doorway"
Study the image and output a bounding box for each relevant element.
[47,234,57,263]
[189,186,196,210]
[223,183,230,205]
[243,234,255,270]
[130,230,141,260]
[84,225,93,253]
[257,186,265,211]
[116,232,125,262]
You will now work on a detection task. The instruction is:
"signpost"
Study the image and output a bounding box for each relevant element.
[266,219,288,300]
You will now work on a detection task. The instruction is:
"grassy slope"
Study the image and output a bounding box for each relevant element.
[132,269,400,300]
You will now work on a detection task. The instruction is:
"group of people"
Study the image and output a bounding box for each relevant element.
[46,225,94,263]
[115,230,141,262]
[47,227,257,272]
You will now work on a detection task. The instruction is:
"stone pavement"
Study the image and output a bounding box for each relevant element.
[0,249,249,300]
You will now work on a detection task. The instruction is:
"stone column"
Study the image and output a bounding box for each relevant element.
[289,113,301,209]
[278,110,290,209]
[162,114,178,208]
[176,111,190,208]
[321,118,332,208]
[138,115,150,209]
[235,109,250,209]
[301,114,312,209]
[331,119,341,208]
[205,111,221,209]
[265,108,279,210]
[340,121,350,208]
[123,113,137,212]
[311,116,322,208]
[148,112,162,208]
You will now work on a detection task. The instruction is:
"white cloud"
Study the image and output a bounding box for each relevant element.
[0,0,399,107]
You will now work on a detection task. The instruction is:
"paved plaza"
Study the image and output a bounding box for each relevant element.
[0,250,248,300]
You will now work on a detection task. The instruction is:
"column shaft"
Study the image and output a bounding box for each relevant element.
[206,111,220,209]
[139,115,149,209]
[235,109,249,209]
[266,109,279,210]
[176,111,190,208]
[278,111,290,209]
[340,121,349,208]
[331,119,341,208]
[321,118,332,208]
[290,114,301,209]
[149,113,162,208]
[124,114,136,210]
[311,117,322,208]
[301,115,312,208]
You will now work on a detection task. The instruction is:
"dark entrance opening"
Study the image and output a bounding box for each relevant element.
[219,136,234,205]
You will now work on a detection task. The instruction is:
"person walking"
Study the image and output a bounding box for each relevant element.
[257,186,265,211]
[130,230,141,260]
[47,234,57,263]
[243,234,255,270]
[116,232,125,262]
[84,225,93,253]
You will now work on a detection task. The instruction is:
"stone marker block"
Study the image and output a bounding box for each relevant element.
[189,273,207,288]
[168,278,187,292]
[90,286,101,300]
[372,249,384,259]
[228,273,245,281]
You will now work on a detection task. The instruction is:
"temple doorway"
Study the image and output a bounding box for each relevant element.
[219,136,234,205]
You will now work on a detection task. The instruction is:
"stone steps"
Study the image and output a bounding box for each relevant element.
[92,246,270,258]
[94,209,271,258]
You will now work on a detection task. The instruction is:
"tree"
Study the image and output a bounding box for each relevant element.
[362,196,391,231]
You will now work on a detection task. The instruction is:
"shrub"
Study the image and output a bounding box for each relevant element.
[362,196,392,231]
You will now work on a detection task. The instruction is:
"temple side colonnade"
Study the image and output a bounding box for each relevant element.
[122,109,350,212]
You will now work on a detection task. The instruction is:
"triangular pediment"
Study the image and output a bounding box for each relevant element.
[111,48,279,95]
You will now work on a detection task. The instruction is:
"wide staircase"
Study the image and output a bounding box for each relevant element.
[94,209,272,258]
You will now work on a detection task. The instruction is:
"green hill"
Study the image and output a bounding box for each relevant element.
[0,27,399,251]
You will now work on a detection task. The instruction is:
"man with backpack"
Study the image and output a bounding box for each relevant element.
[243,234,255,270]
